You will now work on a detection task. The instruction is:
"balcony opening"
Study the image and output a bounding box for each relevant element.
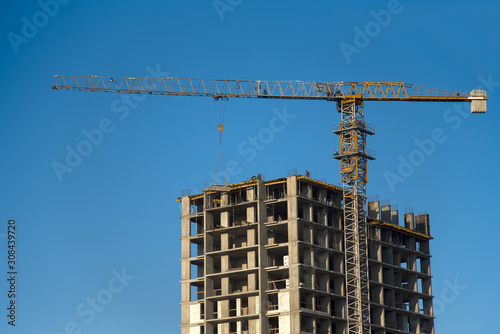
[300,291,314,310]
[300,314,314,334]
[191,198,203,214]
[298,202,304,219]
[300,270,312,289]
[231,207,248,226]
[268,271,289,290]
[190,284,204,301]
[267,224,288,245]
[318,318,330,334]
[229,254,247,271]
[229,299,237,317]
[230,277,248,294]
[191,242,202,258]
[191,263,203,280]
[191,217,203,236]
[266,182,287,201]
[268,317,279,334]
[268,293,279,311]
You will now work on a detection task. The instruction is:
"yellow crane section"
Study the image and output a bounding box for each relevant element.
[52,76,487,112]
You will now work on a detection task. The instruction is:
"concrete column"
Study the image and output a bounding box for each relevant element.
[248,272,257,291]
[247,186,255,201]
[319,207,327,225]
[181,197,191,234]
[404,213,415,230]
[181,197,192,261]
[287,186,299,265]
[221,211,229,227]
[221,255,229,272]
[221,233,229,250]
[247,206,255,223]
[221,193,228,206]
[420,240,430,254]
[319,189,327,204]
[409,295,419,313]
[247,250,256,268]
[381,204,391,223]
[375,240,382,261]
[288,264,299,289]
[181,282,191,324]
[422,278,432,296]
[247,228,256,246]
[287,199,301,334]
[256,179,268,334]
[409,295,420,332]
[424,297,434,317]
[368,201,380,219]
[390,209,399,226]
[289,288,301,333]
[421,258,431,275]
[408,273,417,292]
[408,253,417,272]
[221,277,229,295]
[305,203,312,221]
[371,263,382,284]
[287,176,297,197]
[181,197,193,329]
[206,277,214,298]
[181,258,191,282]
[205,323,214,334]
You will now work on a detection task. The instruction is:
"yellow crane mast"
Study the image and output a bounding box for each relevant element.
[52,75,486,334]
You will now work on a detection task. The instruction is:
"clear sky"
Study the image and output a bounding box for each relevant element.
[1,1,499,333]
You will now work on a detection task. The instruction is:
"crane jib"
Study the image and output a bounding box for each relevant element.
[52,75,486,112]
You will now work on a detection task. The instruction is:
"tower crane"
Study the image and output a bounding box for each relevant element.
[52,75,487,334]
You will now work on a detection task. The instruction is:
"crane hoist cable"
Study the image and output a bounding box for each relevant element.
[213,99,227,186]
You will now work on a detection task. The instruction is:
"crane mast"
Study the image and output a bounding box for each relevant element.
[334,97,373,334]
[53,75,486,334]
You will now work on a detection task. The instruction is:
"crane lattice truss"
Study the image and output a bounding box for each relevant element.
[53,75,486,334]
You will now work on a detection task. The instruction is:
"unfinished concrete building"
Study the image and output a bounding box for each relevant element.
[179,175,434,334]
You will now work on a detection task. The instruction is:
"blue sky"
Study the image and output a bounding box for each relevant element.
[1,1,499,333]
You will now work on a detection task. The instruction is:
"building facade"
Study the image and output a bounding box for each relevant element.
[179,175,433,334]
